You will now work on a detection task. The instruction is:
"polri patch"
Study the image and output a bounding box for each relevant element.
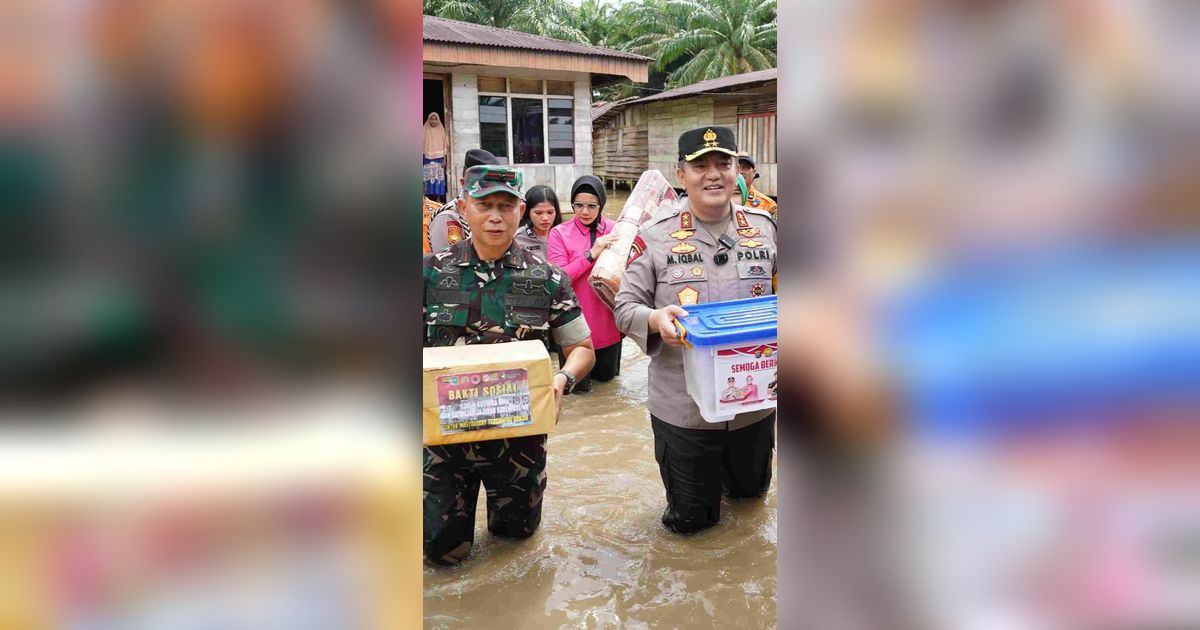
[750,282,766,297]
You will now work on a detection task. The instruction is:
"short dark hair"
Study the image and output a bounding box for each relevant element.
[521,185,563,229]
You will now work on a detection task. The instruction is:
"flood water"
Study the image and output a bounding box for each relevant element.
[423,339,778,629]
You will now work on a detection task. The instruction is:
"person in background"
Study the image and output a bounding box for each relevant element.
[428,148,498,252]
[547,175,623,392]
[422,112,447,203]
[737,153,777,219]
[514,184,562,259]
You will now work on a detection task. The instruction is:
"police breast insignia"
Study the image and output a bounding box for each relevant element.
[750,282,765,297]
[671,242,697,254]
[691,266,704,277]
[447,222,463,244]
[669,229,695,240]
[677,286,700,306]
[671,267,685,280]
[739,239,763,248]
[737,228,760,238]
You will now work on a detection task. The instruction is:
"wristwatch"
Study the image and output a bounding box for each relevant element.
[556,369,577,394]
[584,250,595,263]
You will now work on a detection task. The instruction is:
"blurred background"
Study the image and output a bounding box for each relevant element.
[778,1,1198,629]
[1,0,423,626]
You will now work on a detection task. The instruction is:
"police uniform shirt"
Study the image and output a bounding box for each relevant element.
[513,224,549,258]
[428,199,469,252]
[423,239,591,348]
[614,202,777,430]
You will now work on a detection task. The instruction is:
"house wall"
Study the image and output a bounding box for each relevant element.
[593,104,648,184]
[642,92,777,197]
[430,64,594,205]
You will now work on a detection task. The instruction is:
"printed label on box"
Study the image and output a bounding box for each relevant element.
[714,344,778,413]
[437,368,533,434]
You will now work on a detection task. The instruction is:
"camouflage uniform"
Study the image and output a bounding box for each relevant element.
[422,238,590,565]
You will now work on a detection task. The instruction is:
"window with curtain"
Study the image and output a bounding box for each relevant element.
[479,96,510,164]
[476,80,574,165]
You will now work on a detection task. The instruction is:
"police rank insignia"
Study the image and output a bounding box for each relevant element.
[670,229,695,240]
[677,286,700,306]
[679,212,694,229]
[737,227,760,238]
[735,210,751,228]
[739,239,763,248]
[750,282,766,297]
[446,222,463,244]
[703,128,718,147]
[671,242,697,254]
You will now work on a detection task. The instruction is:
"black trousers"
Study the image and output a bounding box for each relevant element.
[651,413,775,534]
[558,339,622,389]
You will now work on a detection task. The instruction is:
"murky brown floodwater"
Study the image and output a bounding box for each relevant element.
[423,339,777,629]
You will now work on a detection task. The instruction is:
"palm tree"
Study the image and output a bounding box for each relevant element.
[625,0,777,88]
[424,0,588,44]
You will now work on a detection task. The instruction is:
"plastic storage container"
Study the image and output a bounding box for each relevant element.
[675,295,778,422]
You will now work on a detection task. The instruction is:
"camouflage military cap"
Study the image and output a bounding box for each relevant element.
[463,165,524,201]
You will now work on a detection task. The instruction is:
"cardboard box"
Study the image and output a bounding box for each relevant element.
[423,341,556,446]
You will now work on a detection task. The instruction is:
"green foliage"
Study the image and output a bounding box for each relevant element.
[425,0,777,92]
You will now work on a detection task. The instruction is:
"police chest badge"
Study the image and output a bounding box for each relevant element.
[677,285,700,306]
[669,229,695,240]
[446,221,463,244]
[671,242,697,254]
[750,282,766,297]
[739,239,763,248]
[671,267,685,280]
[737,227,760,238]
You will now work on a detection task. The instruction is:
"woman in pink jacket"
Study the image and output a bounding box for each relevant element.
[548,175,622,392]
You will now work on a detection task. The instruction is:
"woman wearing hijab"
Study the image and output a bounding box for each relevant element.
[422,112,447,202]
[548,175,623,391]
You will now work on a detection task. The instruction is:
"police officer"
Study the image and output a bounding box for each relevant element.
[614,126,777,534]
[737,152,778,219]
[428,148,500,252]
[422,164,596,566]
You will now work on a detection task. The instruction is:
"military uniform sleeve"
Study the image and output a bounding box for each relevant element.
[614,234,662,357]
[548,268,591,346]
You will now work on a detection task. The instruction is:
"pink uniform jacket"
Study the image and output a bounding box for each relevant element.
[548,217,622,350]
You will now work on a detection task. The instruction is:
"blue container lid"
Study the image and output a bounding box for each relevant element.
[676,295,777,347]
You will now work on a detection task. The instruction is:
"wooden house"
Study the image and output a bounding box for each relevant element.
[591,69,777,197]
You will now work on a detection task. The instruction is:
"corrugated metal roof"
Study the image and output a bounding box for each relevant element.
[423,15,650,62]
[633,68,777,104]
[590,96,639,121]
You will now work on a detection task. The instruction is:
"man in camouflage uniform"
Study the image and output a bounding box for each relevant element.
[428,148,499,252]
[616,127,777,534]
[423,165,596,566]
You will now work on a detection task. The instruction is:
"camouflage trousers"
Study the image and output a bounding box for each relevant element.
[423,435,547,566]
